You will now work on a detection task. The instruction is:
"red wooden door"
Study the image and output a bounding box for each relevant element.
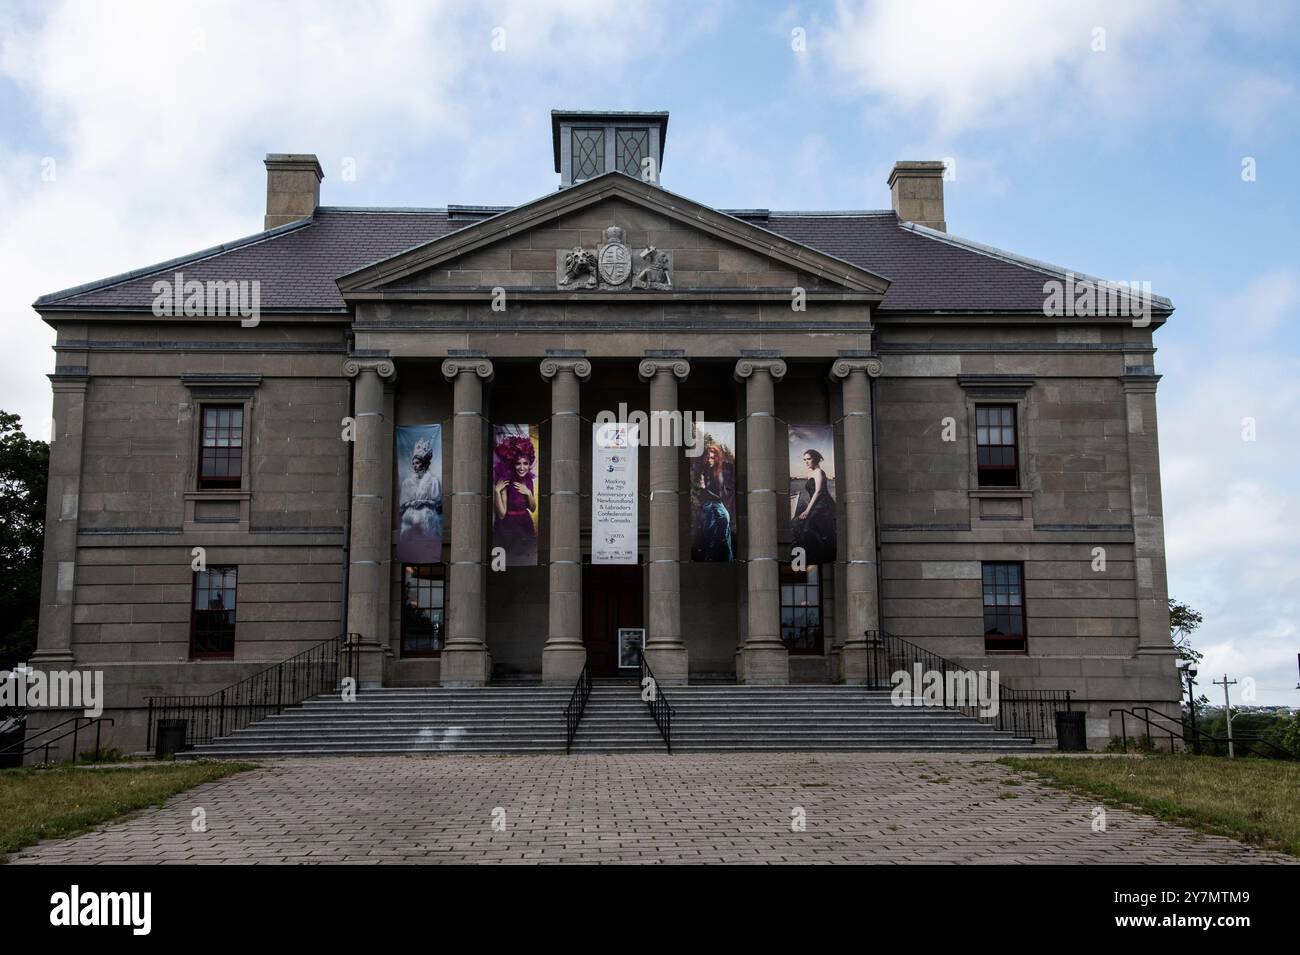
[582,562,643,677]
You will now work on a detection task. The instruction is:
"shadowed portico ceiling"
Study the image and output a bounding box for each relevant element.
[334,172,892,303]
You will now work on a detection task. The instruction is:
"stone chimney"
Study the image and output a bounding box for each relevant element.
[887,160,947,232]
[264,153,323,230]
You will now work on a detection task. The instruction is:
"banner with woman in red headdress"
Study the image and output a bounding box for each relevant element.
[492,424,540,567]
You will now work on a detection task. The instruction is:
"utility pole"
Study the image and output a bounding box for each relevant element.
[1212,674,1237,758]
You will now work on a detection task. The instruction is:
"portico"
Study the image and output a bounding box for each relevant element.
[332,170,890,687]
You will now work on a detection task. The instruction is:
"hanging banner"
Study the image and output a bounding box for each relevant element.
[592,421,639,564]
[396,423,443,564]
[788,423,837,565]
[689,421,736,562]
[492,423,540,567]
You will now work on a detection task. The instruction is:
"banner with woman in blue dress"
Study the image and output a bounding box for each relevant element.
[689,421,736,562]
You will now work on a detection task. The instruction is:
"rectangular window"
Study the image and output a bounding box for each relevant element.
[982,562,1026,653]
[199,404,243,490]
[571,127,605,181]
[191,566,237,658]
[616,128,649,177]
[975,405,1018,487]
[779,564,823,654]
[401,564,445,655]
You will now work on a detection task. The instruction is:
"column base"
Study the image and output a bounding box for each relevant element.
[542,644,587,685]
[739,643,789,685]
[644,644,689,685]
[440,646,491,687]
[27,649,76,668]
[352,640,388,690]
[838,641,890,687]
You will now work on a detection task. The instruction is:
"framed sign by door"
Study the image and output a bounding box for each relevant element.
[617,628,645,669]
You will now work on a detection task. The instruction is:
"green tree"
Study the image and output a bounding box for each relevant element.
[0,411,48,670]
[1169,598,1204,666]
[1169,597,1211,723]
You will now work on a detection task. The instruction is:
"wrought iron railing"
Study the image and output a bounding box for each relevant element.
[0,715,115,765]
[563,662,592,754]
[637,648,673,753]
[1112,706,1298,760]
[147,633,359,751]
[863,629,1072,740]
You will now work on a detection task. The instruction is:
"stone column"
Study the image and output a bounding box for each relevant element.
[1123,375,1175,656]
[343,357,396,688]
[540,355,591,684]
[30,370,89,667]
[831,357,883,683]
[440,357,494,686]
[734,357,788,685]
[639,356,691,684]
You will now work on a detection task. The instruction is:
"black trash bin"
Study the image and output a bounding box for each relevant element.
[0,717,25,768]
[155,719,188,760]
[1055,710,1087,752]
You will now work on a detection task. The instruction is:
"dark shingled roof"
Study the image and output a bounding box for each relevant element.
[35,205,1172,314]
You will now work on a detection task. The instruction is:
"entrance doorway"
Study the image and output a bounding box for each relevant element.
[582,562,643,677]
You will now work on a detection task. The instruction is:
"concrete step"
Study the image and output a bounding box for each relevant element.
[182,683,1055,758]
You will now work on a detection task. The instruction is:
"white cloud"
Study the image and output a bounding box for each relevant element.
[817,0,1296,141]
[0,0,716,434]
[1160,340,1300,706]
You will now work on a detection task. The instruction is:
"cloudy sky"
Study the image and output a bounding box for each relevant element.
[1,0,1296,704]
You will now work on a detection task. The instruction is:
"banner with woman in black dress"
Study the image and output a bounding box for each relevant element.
[788,424,837,565]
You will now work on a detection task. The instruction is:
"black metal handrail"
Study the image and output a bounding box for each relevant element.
[864,629,1072,740]
[1112,706,1298,760]
[146,633,359,751]
[563,662,592,754]
[637,648,673,753]
[0,715,115,765]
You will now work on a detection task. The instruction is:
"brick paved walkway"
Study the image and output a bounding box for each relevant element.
[9,754,1295,864]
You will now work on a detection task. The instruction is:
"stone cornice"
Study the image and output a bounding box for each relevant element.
[181,373,264,389]
[1121,374,1161,394]
[956,374,1035,391]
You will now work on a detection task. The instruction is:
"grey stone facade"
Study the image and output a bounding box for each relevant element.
[27,111,1181,755]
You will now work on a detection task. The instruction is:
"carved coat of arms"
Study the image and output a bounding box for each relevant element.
[597,226,632,286]
[556,224,672,291]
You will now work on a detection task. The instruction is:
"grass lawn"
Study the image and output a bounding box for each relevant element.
[1001,754,1300,858]
[0,761,255,860]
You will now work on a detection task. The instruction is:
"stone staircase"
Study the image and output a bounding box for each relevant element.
[183,683,1049,758]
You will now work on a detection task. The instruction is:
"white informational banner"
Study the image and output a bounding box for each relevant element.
[592,422,639,564]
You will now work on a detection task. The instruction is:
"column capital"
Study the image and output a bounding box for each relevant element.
[540,356,591,381]
[637,357,690,382]
[830,356,883,380]
[343,357,396,380]
[441,357,494,382]
[734,357,786,382]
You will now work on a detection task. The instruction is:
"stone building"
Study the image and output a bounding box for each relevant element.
[29,109,1180,751]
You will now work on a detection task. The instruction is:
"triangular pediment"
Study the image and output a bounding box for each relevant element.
[336,173,890,299]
